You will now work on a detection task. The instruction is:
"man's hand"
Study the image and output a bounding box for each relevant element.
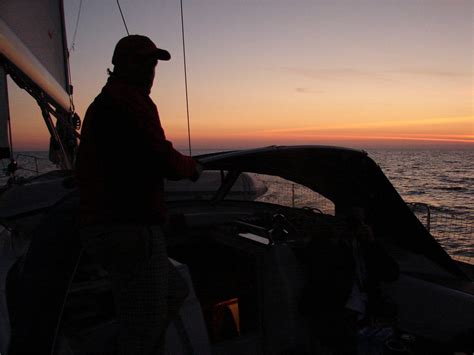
[191,160,203,182]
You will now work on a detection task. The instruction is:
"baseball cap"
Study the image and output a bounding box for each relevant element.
[112,35,171,66]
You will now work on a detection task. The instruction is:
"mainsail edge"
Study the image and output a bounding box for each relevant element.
[0,19,72,114]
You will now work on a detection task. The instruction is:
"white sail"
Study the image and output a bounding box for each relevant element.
[0,18,72,112]
[0,0,76,167]
[0,0,70,92]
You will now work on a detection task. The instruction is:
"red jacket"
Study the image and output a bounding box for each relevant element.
[76,76,197,225]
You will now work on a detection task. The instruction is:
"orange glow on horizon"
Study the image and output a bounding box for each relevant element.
[166,131,474,151]
[261,116,473,134]
[165,114,473,149]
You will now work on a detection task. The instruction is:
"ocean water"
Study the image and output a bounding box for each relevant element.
[1,149,473,260]
[367,149,473,260]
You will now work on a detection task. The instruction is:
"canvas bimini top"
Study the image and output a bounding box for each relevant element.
[197,145,466,279]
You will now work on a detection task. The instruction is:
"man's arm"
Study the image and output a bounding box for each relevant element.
[132,101,200,180]
[155,139,201,181]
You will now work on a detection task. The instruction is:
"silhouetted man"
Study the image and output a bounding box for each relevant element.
[76,35,201,354]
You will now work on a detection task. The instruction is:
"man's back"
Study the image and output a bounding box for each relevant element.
[77,76,196,224]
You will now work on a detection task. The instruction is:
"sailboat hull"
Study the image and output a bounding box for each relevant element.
[1,146,473,354]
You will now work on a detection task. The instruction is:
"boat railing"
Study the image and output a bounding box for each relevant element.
[1,153,54,185]
[409,202,474,266]
[252,173,335,215]
[14,153,41,174]
[408,202,431,232]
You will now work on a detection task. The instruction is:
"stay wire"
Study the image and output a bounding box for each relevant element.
[1,69,14,161]
[70,0,83,51]
[116,0,130,36]
[180,0,192,156]
[7,100,14,162]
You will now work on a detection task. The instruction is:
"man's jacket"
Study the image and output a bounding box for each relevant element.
[76,76,197,225]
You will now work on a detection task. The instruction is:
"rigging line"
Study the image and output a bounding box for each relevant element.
[180,0,192,156]
[0,68,14,161]
[7,97,14,161]
[116,0,130,36]
[1,70,14,160]
[70,0,83,51]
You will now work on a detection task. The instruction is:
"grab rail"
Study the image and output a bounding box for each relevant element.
[408,202,431,232]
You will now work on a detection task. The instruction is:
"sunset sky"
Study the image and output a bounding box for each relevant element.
[7,0,473,151]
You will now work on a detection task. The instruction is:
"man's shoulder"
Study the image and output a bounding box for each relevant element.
[84,80,158,126]
[83,93,114,119]
[87,88,135,114]
[103,83,153,112]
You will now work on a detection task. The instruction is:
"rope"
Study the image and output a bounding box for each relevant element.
[70,0,83,51]
[180,0,192,156]
[116,0,130,36]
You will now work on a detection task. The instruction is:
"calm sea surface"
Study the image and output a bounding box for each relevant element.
[1,149,473,260]
[367,149,473,260]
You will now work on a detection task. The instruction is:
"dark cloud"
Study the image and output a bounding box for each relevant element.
[295,87,324,94]
[387,68,468,78]
[284,67,373,80]
[283,66,469,82]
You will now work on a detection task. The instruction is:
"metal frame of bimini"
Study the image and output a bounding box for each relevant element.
[0,17,80,171]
